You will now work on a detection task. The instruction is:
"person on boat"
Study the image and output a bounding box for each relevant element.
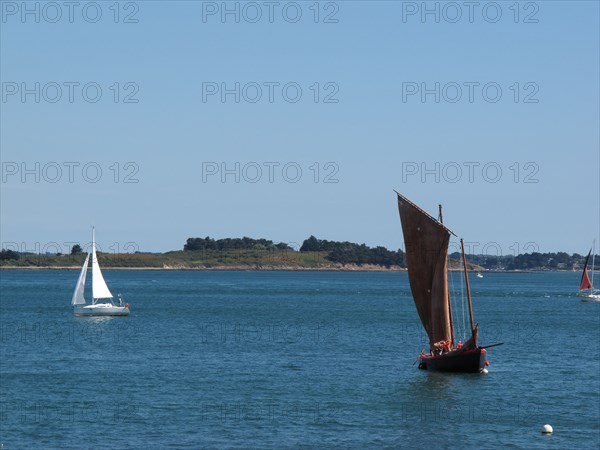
[118,294,123,306]
[433,340,447,355]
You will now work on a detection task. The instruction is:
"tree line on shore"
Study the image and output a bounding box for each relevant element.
[299,236,404,267]
[1,236,596,271]
[183,236,292,252]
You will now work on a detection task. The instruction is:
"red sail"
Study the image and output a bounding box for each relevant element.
[397,193,454,350]
[580,270,592,290]
[580,250,593,290]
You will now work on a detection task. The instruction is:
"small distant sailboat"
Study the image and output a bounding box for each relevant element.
[396,192,501,373]
[476,272,483,279]
[578,241,600,302]
[71,228,130,316]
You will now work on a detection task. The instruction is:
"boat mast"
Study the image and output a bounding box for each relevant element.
[592,240,596,290]
[92,226,96,304]
[460,239,475,334]
[439,204,454,345]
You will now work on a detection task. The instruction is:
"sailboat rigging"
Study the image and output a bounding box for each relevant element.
[71,228,130,316]
[396,192,500,373]
[578,241,600,301]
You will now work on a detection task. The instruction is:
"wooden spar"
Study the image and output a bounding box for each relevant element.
[394,191,457,236]
[461,239,475,334]
[439,204,454,345]
[480,342,504,349]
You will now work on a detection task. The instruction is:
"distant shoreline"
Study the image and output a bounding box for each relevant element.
[2,237,592,272]
[0,264,403,272]
[0,265,576,273]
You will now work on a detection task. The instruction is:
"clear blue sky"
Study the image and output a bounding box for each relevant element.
[1,1,599,256]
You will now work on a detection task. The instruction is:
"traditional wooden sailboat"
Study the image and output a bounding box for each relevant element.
[71,228,130,316]
[396,192,499,373]
[578,242,600,301]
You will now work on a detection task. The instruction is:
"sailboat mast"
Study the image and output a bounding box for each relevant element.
[92,226,96,304]
[461,239,475,333]
[592,240,596,290]
[439,204,454,345]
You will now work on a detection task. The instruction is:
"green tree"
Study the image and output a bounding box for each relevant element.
[300,236,320,251]
[0,249,19,260]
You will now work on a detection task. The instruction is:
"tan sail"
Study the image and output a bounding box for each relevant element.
[397,193,454,350]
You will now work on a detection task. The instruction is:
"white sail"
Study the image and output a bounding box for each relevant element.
[91,229,113,300]
[71,253,90,305]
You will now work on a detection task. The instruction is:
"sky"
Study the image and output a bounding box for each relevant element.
[1,0,599,256]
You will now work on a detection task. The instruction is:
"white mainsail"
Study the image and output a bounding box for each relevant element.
[71,253,90,305]
[91,229,113,300]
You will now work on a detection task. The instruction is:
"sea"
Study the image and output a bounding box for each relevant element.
[0,270,598,449]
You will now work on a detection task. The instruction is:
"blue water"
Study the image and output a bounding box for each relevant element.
[1,270,598,449]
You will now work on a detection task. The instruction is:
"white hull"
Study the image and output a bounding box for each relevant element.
[73,303,130,316]
[580,293,600,302]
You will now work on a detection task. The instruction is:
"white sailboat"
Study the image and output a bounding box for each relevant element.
[71,228,130,316]
[578,240,600,302]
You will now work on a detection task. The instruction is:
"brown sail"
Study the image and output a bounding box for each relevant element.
[397,193,454,350]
